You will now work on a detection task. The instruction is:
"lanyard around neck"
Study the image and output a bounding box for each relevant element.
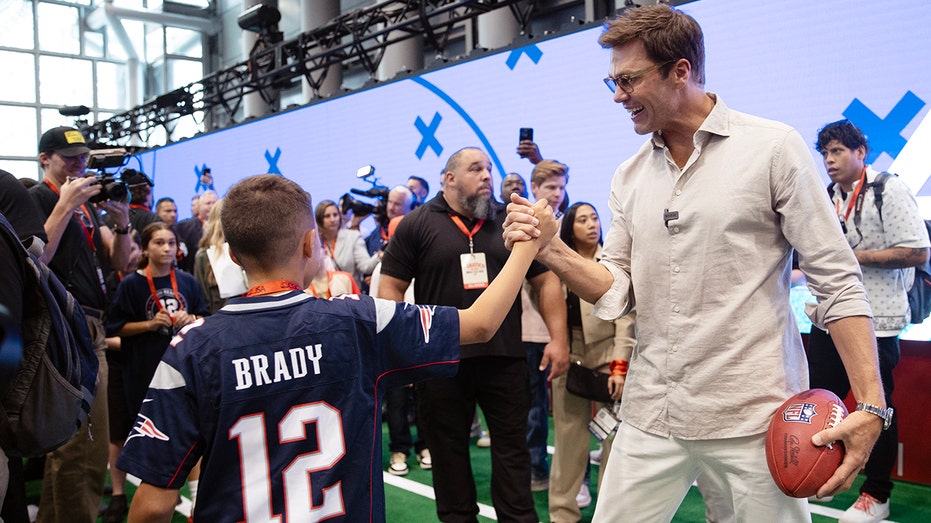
[836,167,868,225]
[449,214,484,254]
[246,280,303,297]
[145,265,179,317]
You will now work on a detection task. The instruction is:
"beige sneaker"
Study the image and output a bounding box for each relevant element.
[476,430,491,448]
[417,449,432,470]
[387,451,409,476]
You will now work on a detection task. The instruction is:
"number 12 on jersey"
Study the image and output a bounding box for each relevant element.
[229,402,347,522]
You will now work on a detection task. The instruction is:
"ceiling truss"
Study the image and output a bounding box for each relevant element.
[81,0,537,148]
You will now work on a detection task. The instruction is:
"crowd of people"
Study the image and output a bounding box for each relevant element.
[0,4,920,523]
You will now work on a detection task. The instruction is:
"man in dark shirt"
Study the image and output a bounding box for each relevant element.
[176,190,217,273]
[29,126,132,523]
[120,168,161,233]
[379,147,568,522]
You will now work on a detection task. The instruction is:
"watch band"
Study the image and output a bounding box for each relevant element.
[855,402,894,431]
[112,224,131,235]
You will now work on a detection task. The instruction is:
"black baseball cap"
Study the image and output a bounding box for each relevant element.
[122,168,153,187]
[38,126,90,157]
[39,126,90,157]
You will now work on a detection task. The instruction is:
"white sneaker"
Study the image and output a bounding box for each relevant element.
[589,448,602,465]
[839,493,890,523]
[387,452,409,476]
[576,483,592,509]
[417,449,432,470]
[530,476,549,492]
[807,494,834,503]
[476,430,491,448]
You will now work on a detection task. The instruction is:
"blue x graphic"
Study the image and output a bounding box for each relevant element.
[843,91,925,164]
[415,112,443,159]
[194,164,214,192]
[506,44,543,70]
[265,148,282,175]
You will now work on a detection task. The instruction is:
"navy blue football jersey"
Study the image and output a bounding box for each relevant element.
[118,291,459,522]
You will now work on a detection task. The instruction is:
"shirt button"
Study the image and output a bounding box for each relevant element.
[672,344,679,352]
[675,189,682,196]
[673,226,680,233]
[673,305,680,313]
[673,266,680,273]
[668,381,677,389]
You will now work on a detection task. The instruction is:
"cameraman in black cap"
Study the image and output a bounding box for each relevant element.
[118,168,160,233]
[28,125,131,523]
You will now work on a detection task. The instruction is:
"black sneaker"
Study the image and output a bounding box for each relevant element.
[101,494,129,523]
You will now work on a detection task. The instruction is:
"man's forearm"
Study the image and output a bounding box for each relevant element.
[103,227,132,272]
[538,239,614,305]
[825,315,885,407]
[856,246,929,269]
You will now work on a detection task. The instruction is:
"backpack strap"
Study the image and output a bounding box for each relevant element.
[851,171,894,230]
[869,171,894,226]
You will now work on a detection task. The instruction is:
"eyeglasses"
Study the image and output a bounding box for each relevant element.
[603,60,677,94]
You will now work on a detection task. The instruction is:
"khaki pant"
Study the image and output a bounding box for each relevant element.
[549,330,614,523]
[37,316,109,523]
[592,424,810,523]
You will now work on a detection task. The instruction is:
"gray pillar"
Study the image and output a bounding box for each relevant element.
[242,0,269,119]
[376,35,423,82]
[301,0,342,100]
[477,6,520,50]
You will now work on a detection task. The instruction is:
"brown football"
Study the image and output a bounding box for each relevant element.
[765,388,847,498]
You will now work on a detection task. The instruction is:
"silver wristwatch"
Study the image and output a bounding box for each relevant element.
[855,402,894,431]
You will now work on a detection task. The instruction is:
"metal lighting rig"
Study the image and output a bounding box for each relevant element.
[81,0,537,148]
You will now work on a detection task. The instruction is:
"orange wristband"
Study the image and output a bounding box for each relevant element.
[610,359,629,377]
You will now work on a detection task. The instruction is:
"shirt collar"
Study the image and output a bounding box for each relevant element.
[650,92,730,150]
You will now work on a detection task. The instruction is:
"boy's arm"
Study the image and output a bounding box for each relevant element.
[127,483,179,523]
[460,200,556,345]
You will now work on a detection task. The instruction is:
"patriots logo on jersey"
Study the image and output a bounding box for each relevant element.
[782,402,817,424]
[418,305,436,343]
[127,412,171,443]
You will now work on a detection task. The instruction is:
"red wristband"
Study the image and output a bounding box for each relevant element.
[610,359,629,377]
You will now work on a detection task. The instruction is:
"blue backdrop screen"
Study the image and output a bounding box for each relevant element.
[131,0,931,339]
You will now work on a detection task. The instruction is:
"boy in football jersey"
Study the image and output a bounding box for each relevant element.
[118,174,556,522]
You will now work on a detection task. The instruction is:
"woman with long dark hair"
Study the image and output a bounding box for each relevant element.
[548,202,636,522]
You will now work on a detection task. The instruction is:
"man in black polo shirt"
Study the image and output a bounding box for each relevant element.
[380,147,568,522]
[29,126,132,523]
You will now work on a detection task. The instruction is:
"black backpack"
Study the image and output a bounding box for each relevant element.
[829,172,931,324]
[0,213,98,457]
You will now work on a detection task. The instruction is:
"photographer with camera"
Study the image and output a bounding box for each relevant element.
[364,185,415,256]
[28,126,131,523]
[118,169,160,233]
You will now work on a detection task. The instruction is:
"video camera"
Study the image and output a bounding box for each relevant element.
[339,165,390,226]
[84,148,130,204]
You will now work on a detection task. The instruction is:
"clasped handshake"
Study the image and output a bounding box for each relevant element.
[503,194,559,253]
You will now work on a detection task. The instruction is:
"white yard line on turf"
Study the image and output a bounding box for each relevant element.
[384,472,498,521]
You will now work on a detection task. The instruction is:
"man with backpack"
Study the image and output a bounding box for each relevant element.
[29,127,132,523]
[810,119,929,523]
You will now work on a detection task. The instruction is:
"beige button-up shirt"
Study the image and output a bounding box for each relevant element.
[593,95,872,439]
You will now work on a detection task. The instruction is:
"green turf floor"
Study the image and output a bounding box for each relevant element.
[21,415,931,522]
